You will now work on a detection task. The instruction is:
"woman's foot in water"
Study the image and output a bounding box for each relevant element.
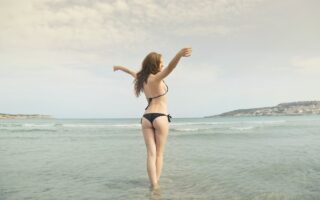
[150,183,160,190]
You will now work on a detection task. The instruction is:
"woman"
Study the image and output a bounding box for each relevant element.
[113,47,192,190]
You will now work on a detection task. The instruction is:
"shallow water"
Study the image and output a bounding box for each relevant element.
[1,116,320,200]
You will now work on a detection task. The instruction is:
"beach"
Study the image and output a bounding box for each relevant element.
[1,116,320,200]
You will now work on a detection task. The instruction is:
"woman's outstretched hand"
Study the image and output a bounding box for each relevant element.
[113,65,137,78]
[113,66,121,71]
[179,47,192,57]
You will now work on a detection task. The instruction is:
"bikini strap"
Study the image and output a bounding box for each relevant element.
[167,114,172,122]
[148,80,168,99]
[144,80,169,110]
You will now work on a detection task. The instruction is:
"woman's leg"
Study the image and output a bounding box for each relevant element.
[141,118,158,188]
[153,116,169,182]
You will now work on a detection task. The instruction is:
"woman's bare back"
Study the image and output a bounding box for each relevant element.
[143,75,168,113]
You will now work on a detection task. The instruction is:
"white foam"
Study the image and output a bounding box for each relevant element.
[247,120,287,124]
[62,124,109,128]
[171,127,213,132]
[229,126,255,131]
[22,123,56,127]
[61,123,140,128]
[171,122,234,126]
[110,124,141,128]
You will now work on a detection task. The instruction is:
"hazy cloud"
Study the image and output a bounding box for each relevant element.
[0,0,263,51]
[292,57,320,73]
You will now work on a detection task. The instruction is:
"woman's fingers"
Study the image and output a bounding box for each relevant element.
[182,47,192,57]
[186,48,192,56]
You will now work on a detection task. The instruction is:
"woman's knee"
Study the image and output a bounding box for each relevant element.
[147,149,157,159]
[156,151,164,158]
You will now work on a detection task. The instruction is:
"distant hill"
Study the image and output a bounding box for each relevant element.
[206,101,320,117]
[0,113,52,119]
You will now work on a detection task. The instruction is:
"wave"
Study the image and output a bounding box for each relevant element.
[110,124,141,127]
[171,127,214,132]
[171,127,254,132]
[0,119,287,126]
[249,120,287,124]
[0,123,57,132]
[0,124,23,128]
[229,126,255,131]
[61,124,110,128]
[170,120,287,126]
[171,122,234,126]
[2,128,57,133]
[22,123,56,127]
[0,123,141,129]
[0,119,288,131]
[61,124,140,128]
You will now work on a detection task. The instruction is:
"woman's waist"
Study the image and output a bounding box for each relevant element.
[144,106,168,115]
[144,111,169,115]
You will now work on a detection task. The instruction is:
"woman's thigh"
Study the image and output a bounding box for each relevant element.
[153,116,169,155]
[141,118,156,156]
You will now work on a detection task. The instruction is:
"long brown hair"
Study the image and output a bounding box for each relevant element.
[134,52,162,97]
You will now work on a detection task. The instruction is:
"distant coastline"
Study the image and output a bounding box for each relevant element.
[0,113,52,119]
[206,101,320,117]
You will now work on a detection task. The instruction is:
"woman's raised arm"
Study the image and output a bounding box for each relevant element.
[153,47,192,81]
[113,65,137,78]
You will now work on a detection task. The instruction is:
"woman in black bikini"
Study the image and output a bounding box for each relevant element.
[113,47,192,190]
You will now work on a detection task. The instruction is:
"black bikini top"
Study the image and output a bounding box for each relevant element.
[144,80,169,110]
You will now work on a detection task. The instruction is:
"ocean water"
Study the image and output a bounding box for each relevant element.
[1,116,320,200]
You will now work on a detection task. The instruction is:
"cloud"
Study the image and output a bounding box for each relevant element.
[0,0,264,51]
[292,57,320,73]
[170,62,220,86]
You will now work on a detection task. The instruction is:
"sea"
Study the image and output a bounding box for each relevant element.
[1,115,320,200]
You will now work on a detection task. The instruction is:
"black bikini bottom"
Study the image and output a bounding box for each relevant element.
[141,113,172,125]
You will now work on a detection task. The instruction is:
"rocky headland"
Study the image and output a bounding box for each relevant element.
[206,101,320,117]
[0,113,52,119]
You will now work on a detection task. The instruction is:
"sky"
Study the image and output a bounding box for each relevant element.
[0,0,319,118]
